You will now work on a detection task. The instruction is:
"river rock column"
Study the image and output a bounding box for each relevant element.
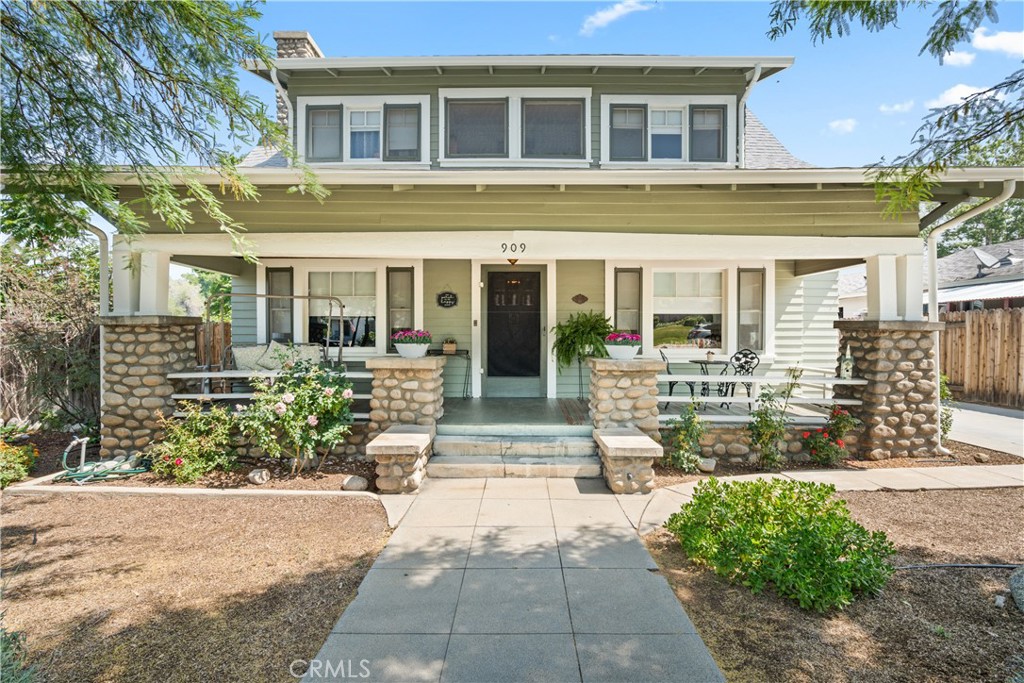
[588,357,666,442]
[365,356,447,441]
[99,315,201,458]
[834,320,945,460]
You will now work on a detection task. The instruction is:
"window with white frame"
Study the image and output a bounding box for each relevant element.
[651,108,685,160]
[614,269,642,333]
[384,105,421,161]
[609,105,645,161]
[349,109,381,159]
[446,99,508,158]
[652,271,723,349]
[522,99,585,159]
[308,271,377,348]
[602,96,733,165]
[300,96,427,164]
[737,268,765,352]
[306,106,342,161]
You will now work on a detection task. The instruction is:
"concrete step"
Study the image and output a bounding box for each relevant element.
[436,423,593,438]
[432,435,597,458]
[426,455,602,478]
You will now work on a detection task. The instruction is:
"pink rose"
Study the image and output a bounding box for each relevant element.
[342,388,354,399]
[307,415,319,427]
[324,387,335,397]
[274,402,287,415]
[235,404,245,412]
[174,458,183,466]
[281,393,295,404]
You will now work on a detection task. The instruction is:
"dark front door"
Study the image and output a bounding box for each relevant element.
[487,271,541,378]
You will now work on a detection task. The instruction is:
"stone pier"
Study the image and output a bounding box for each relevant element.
[587,357,665,442]
[365,355,447,442]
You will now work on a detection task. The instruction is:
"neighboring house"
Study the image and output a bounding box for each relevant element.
[98,31,1023,463]
[837,268,868,320]
[925,239,1024,313]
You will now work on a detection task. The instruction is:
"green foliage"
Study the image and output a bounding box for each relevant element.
[184,270,233,320]
[665,403,706,472]
[747,370,801,469]
[939,373,956,441]
[665,478,896,612]
[0,237,102,427]
[766,0,1022,215]
[1,618,35,683]
[236,361,354,473]
[800,405,860,466]
[0,441,38,489]
[551,311,613,370]
[1,0,326,248]
[149,403,237,484]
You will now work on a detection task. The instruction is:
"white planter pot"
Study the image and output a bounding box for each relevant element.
[606,345,641,361]
[395,343,429,359]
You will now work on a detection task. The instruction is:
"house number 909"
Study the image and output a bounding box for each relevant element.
[501,242,527,254]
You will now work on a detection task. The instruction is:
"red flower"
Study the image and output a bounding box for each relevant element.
[802,431,810,439]
[163,455,170,461]
[836,439,845,448]
[174,458,183,466]
[823,432,829,439]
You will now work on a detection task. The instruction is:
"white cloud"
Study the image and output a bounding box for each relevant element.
[879,100,914,114]
[579,0,654,37]
[943,50,976,66]
[925,83,989,108]
[828,118,858,135]
[971,27,1024,57]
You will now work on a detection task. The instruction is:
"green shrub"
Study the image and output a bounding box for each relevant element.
[1,620,35,683]
[665,478,895,611]
[939,374,955,440]
[149,403,238,484]
[0,441,38,489]
[665,403,705,472]
[800,405,860,466]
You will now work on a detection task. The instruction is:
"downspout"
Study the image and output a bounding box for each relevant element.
[270,67,294,161]
[84,220,110,427]
[926,178,1016,450]
[736,63,762,169]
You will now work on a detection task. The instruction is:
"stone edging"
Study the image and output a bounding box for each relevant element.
[3,484,380,500]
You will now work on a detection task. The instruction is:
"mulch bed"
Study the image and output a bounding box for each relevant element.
[645,487,1024,683]
[1,493,390,683]
[654,439,1020,489]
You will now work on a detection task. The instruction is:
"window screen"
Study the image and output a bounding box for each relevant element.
[615,269,642,334]
[522,99,584,158]
[349,110,381,160]
[266,268,294,343]
[737,269,765,352]
[610,105,646,161]
[384,105,420,161]
[690,106,725,162]
[446,99,508,157]
[307,107,342,161]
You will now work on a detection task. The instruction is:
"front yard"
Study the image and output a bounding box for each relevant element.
[646,487,1024,682]
[1,493,389,682]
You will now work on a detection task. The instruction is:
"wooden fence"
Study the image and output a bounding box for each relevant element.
[939,309,1024,408]
[195,322,231,369]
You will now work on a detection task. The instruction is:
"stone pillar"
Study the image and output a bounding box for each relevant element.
[365,356,447,441]
[587,357,665,442]
[272,31,324,127]
[99,316,201,458]
[834,320,945,460]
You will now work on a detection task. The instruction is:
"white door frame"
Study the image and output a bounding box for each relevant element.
[471,259,557,398]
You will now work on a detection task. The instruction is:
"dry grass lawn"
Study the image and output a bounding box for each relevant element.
[647,487,1024,683]
[1,493,389,682]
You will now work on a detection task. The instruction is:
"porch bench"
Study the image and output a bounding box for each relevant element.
[366,425,434,494]
[593,427,660,495]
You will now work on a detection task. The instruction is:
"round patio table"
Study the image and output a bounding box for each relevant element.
[689,359,735,401]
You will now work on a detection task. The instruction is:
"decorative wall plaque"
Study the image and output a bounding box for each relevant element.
[571,293,589,305]
[436,291,459,308]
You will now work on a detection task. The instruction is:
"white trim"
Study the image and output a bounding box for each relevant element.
[438,88,592,167]
[600,95,737,167]
[255,263,267,344]
[296,95,430,165]
[260,55,795,72]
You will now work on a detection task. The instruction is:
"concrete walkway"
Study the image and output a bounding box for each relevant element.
[305,477,723,683]
[949,403,1024,456]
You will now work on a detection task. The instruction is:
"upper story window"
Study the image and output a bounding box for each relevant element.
[439,88,592,167]
[601,95,735,166]
[298,95,430,165]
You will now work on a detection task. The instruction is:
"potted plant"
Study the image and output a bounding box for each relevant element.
[605,331,642,360]
[391,329,431,358]
[442,337,457,355]
[552,311,613,399]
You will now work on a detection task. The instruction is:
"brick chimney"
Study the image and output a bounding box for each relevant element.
[273,31,324,127]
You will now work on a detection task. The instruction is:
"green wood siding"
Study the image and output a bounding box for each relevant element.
[554,260,605,398]
[423,259,472,397]
[230,264,258,345]
[121,185,916,238]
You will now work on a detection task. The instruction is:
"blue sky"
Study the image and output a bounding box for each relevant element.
[246,0,1024,167]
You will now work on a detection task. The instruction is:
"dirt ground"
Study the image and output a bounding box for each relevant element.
[654,439,1021,489]
[1,493,389,683]
[646,487,1024,683]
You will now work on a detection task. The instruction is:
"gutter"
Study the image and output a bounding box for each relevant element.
[270,68,294,162]
[925,178,1017,451]
[737,63,762,169]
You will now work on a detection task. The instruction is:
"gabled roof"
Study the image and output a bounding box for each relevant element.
[239,109,813,170]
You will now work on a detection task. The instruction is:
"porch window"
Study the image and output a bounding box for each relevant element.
[609,105,646,161]
[737,268,765,352]
[349,109,381,160]
[387,267,415,350]
[266,268,294,343]
[652,271,723,349]
[614,268,642,333]
[383,105,420,161]
[306,106,342,161]
[651,109,684,160]
[446,99,508,157]
[690,106,726,162]
[308,271,376,348]
[522,99,585,159]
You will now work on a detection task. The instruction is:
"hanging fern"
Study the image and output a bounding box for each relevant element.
[551,311,613,370]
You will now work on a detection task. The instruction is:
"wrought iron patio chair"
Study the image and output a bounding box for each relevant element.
[722,348,760,409]
[659,349,695,410]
